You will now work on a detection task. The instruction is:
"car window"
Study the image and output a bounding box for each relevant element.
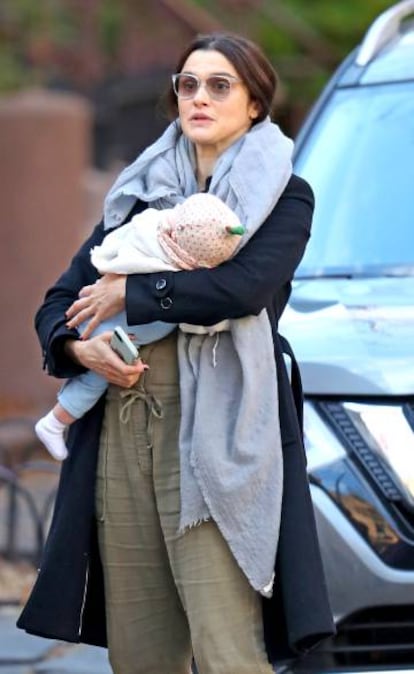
[294,81,414,277]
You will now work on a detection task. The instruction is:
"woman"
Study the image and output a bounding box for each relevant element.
[18,33,334,673]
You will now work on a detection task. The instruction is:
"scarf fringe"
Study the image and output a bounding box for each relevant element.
[179,425,279,598]
[178,516,211,534]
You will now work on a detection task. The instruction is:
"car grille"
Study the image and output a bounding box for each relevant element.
[312,605,414,667]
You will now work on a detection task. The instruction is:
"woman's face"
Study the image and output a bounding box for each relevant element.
[177,49,259,161]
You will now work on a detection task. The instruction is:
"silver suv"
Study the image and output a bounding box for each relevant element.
[280,1,414,670]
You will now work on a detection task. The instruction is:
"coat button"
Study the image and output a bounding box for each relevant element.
[155,279,167,291]
[160,297,173,310]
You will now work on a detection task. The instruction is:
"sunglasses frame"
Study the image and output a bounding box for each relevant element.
[171,72,242,101]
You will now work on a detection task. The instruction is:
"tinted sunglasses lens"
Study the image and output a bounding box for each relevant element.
[174,74,199,98]
[206,77,232,99]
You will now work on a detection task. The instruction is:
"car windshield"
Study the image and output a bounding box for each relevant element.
[294,81,414,278]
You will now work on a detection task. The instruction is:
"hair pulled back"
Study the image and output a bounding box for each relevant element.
[165,33,278,124]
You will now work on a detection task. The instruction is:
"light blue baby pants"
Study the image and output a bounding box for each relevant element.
[58,313,175,419]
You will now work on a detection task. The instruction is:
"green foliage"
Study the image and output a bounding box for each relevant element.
[0,1,69,91]
[0,0,404,104]
[97,0,125,59]
[193,0,399,104]
[259,21,298,57]
[0,0,126,92]
[0,50,30,92]
[287,0,393,49]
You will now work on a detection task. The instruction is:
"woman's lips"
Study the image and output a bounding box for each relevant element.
[189,114,213,122]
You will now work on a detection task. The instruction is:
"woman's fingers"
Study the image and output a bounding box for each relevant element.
[105,358,147,388]
[67,332,146,388]
[79,315,101,340]
[78,284,95,298]
[65,275,126,331]
[65,296,95,323]
[66,308,95,331]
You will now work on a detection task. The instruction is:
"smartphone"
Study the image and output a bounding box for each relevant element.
[110,326,140,365]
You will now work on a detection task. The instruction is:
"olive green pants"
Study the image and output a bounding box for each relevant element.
[96,332,274,674]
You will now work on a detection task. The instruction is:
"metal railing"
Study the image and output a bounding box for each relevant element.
[0,418,60,567]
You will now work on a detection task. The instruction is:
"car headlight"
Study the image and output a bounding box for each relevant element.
[344,402,414,509]
[305,399,414,508]
[303,401,346,472]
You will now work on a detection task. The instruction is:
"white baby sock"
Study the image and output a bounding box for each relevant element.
[35,411,69,461]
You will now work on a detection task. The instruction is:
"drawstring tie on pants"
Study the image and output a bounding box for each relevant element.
[119,388,163,448]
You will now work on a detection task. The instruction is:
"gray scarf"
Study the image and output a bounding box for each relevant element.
[104,118,293,595]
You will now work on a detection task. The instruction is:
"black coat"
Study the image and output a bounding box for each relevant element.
[17,175,335,662]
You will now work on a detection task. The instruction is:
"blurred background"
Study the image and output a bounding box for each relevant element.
[0,0,393,418]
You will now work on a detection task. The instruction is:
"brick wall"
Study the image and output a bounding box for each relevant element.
[0,89,93,415]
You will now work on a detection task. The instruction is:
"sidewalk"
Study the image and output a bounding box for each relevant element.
[0,420,113,674]
[0,607,112,674]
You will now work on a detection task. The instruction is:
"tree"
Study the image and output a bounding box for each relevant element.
[190,0,394,102]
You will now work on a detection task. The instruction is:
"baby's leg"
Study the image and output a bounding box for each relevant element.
[35,402,76,461]
[54,402,76,425]
[35,315,121,460]
[36,312,132,461]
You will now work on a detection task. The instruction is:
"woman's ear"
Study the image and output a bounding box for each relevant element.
[248,99,261,121]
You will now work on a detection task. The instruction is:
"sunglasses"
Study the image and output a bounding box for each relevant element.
[172,73,241,101]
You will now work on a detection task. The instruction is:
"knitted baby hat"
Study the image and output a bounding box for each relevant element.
[158,193,244,270]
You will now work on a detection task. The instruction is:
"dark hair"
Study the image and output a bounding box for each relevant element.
[164,33,278,124]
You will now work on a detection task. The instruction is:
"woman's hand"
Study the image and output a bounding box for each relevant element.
[65,332,146,388]
[66,274,126,339]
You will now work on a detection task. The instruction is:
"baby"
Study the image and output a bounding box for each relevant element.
[35,193,244,460]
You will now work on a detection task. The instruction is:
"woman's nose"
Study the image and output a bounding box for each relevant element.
[192,82,210,103]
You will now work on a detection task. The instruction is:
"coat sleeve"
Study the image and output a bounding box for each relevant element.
[35,221,105,378]
[125,174,314,327]
[36,176,313,378]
